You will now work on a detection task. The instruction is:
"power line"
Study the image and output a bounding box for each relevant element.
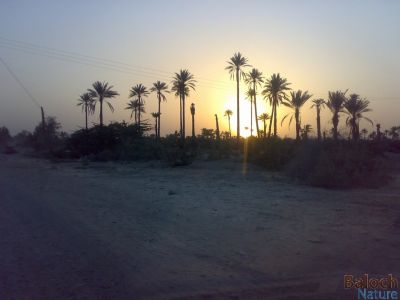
[0,37,233,90]
[0,55,41,109]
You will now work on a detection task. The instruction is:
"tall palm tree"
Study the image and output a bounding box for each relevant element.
[151,112,160,137]
[224,109,233,138]
[225,52,250,140]
[77,92,95,130]
[310,98,326,141]
[129,84,149,133]
[171,69,196,140]
[125,99,144,123]
[262,74,291,137]
[190,103,196,138]
[88,81,119,126]
[245,88,256,136]
[150,81,169,139]
[245,68,264,137]
[326,90,347,141]
[281,90,313,141]
[343,94,373,141]
[257,113,270,138]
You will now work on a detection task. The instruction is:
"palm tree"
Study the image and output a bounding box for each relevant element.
[125,99,144,123]
[310,99,325,141]
[171,69,196,140]
[262,74,291,137]
[281,90,313,141]
[361,128,368,140]
[88,81,119,126]
[301,124,313,139]
[245,68,264,137]
[77,92,95,130]
[129,84,149,133]
[389,126,400,140]
[326,90,347,141]
[225,52,250,140]
[343,94,373,141]
[257,113,270,138]
[150,81,169,139]
[245,88,256,136]
[224,109,233,138]
[151,112,160,137]
[190,103,196,138]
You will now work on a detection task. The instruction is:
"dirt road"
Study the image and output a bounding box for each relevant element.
[1,155,399,299]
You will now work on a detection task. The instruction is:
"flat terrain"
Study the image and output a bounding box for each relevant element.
[1,154,399,299]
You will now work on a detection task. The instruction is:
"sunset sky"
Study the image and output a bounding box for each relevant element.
[0,0,399,137]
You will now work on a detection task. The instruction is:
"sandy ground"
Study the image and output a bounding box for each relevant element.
[0,154,400,300]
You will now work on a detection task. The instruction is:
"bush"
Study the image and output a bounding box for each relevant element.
[285,141,392,188]
[0,126,11,145]
[247,137,296,170]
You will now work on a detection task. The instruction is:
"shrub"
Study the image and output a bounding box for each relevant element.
[285,141,392,188]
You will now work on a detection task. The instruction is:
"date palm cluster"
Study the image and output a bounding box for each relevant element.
[225,52,373,141]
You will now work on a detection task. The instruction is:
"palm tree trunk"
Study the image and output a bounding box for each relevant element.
[191,113,195,138]
[236,68,240,140]
[333,113,338,141]
[263,119,266,138]
[179,95,182,137]
[316,108,321,141]
[182,94,186,140]
[158,94,161,139]
[295,108,300,141]
[99,98,103,126]
[155,118,158,137]
[85,104,88,130]
[274,101,278,136]
[228,116,231,138]
[134,107,137,124]
[253,82,260,138]
[250,96,253,137]
[268,104,274,138]
[138,96,141,134]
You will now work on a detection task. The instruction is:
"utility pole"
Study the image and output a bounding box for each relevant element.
[41,106,46,131]
[190,103,195,138]
[215,114,220,141]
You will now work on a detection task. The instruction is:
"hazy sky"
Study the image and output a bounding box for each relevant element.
[0,0,399,136]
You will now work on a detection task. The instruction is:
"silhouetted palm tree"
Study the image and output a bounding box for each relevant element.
[77,92,95,130]
[125,99,144,123]
[129,84,149,133]
[282,90,313,141]
[151,112,160,137]
[245,88,256,136]
[326,90,347,141]
[257,113,270,138]
[225,52,250,140]
[343,94,372,141]
[224,109,233,138]
[262,74,291,137]
[361,128,368,140]
[88,81,119,126]
[190,103,196,138]
[389,126,400,140]
[150,81,169,139]
[245,68,264,137]
[171,69,196,140]
[301,124,313,139]
[310,98,326,141]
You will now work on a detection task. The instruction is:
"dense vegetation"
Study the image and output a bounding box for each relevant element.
[1,52,399,189]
